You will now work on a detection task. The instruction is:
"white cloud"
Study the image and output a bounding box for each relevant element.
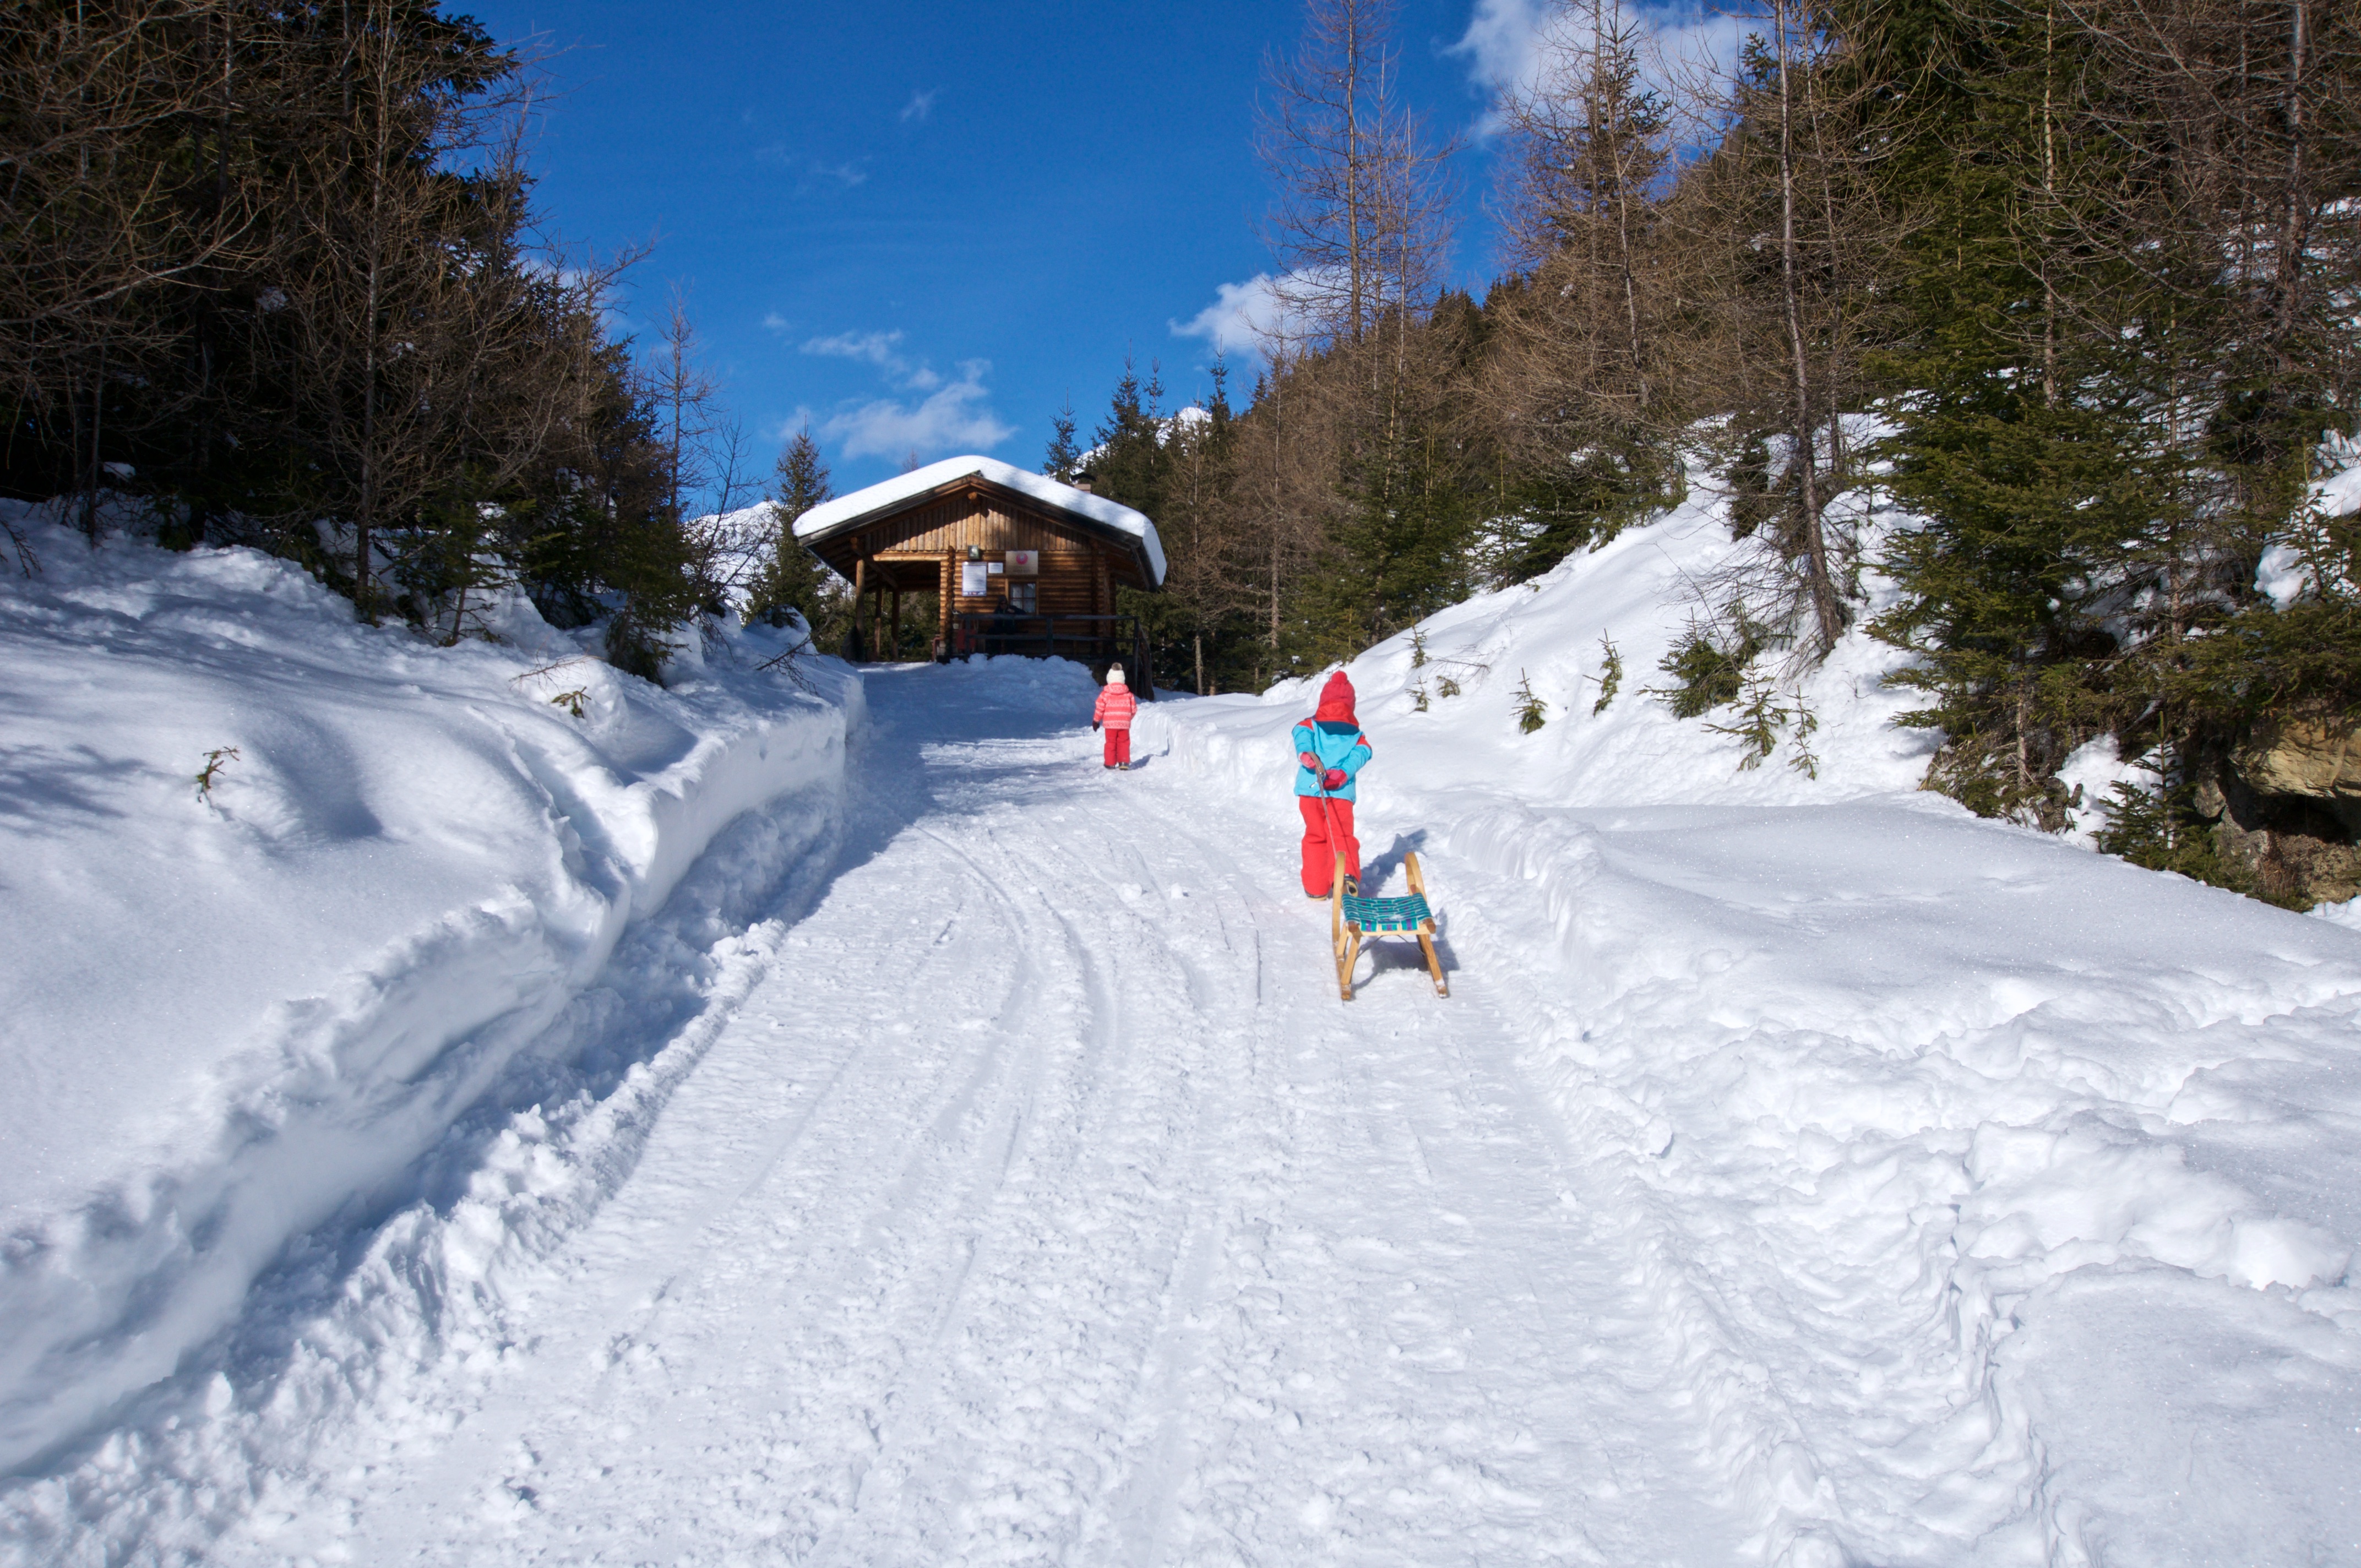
[801,328,953,393]
[1454,0,1555,117]
[768,405,820,443]
[802,329,908,368]
[820,361,1013,460]
[900,89,937,124]
[1450,0,1748,132]
[761,311,790,333]
[758,145,870,188]
[1170,269,1346,360]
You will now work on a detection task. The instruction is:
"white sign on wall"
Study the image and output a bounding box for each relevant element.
[960,561,989,596]
[1005,549,1038,576]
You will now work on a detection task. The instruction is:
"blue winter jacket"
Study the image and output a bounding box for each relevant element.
[1292,718,1373,801]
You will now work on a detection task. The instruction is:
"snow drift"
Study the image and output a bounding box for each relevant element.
[1136,465,2361,1564]
[0,507,863,1475]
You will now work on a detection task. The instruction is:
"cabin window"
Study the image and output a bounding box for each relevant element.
[1007,581,1038,614]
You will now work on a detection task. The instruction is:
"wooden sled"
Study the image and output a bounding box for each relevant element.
[1330,851,1449,1001]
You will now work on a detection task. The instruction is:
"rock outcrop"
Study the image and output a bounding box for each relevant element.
[2199,716,2361,906]
[2233,716,2361,832]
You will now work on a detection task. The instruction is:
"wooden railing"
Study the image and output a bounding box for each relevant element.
[949,613,1155,699]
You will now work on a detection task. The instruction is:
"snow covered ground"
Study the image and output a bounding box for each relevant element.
[4,475,2360,1566]
[0,508,858,1510]
[1135,488,2361,1564]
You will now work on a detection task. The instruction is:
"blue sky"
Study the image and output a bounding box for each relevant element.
[467,0,1560,495]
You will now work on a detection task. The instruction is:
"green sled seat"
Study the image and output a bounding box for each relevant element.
[1329,851,1449,1001]
[1341,891,1432,932]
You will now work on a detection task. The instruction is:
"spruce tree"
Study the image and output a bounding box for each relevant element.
[1850,0,2342,828]
[1091,358,1169,516]
[746,426,842,643]
[1043,399,1081,480]
[1312,407,1478,656]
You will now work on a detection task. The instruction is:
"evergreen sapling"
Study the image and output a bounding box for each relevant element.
[1591,634,1623,714]
[1515,669,1548,733]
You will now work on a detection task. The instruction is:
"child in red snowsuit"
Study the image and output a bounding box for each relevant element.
[1093,663,1137,769]
[1293,670,1373,897]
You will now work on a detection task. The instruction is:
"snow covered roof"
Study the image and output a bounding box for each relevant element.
[793,455,1167,586]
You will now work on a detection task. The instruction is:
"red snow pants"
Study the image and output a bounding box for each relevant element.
[1299,796,1359,896]
[1103,727,1130,767]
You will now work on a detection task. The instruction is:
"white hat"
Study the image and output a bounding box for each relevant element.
[1106,663,1126,684]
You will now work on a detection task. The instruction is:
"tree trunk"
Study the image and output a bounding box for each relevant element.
[1343,0,1364,344]
[1775,1,1843,656]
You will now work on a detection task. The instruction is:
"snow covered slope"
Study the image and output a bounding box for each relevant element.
[1145,480,1933,812]
[0,509,862,1476]
[1136,473,2361,1564]
[7,458,2359,1567]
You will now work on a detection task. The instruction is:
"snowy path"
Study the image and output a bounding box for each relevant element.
[222,665,1738,1566]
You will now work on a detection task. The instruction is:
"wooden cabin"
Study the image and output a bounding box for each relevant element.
[793,455,1167,692]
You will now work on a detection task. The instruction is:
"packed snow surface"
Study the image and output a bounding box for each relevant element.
[0,508,859,1487]
[791,454,1169,585]
[4,470,2360,1566]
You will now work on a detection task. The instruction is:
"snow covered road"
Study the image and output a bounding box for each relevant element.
[13,642,2361,1566]
[210,661,1739,1565]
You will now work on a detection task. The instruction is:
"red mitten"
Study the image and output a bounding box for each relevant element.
[1298,750,1321,771]
[1322,768,1347,791]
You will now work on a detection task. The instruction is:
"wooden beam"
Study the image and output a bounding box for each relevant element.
[852,554,867,657]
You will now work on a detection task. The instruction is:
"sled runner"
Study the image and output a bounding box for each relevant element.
[1330,851,1448,1001]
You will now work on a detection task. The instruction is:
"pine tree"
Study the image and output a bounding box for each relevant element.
[746,426,842,642]
[1156,361,1245,693]
[1514,669,1548,733]
[1312,402,1477,656]
[1591,634,1623,714]
[1043,399,1081,480]
[1091,357,1168,515]
[1482,0,1683,584]
[1848,0,2355,827]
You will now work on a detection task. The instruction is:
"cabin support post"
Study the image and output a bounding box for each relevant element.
[852,553,868,658]
[938,552,954,655]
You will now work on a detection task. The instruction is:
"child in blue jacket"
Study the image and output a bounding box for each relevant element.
[1293,670,1372,897]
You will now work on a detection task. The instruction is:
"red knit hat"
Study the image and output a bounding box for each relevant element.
[1314,670,1357,726]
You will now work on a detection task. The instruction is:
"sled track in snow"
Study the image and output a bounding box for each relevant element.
[0,662,1738,1566]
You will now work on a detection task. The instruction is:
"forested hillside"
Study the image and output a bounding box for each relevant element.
[1071,0,2361,906]
[11,0,2361,904]
[9,8,2361,1558]
[1,1,746,678]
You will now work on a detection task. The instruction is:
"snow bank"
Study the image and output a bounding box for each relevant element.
[793,454,1169,584]
[0,508,862,1473]
[1136,461,2361,1564]
[1144,481,1934,814]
